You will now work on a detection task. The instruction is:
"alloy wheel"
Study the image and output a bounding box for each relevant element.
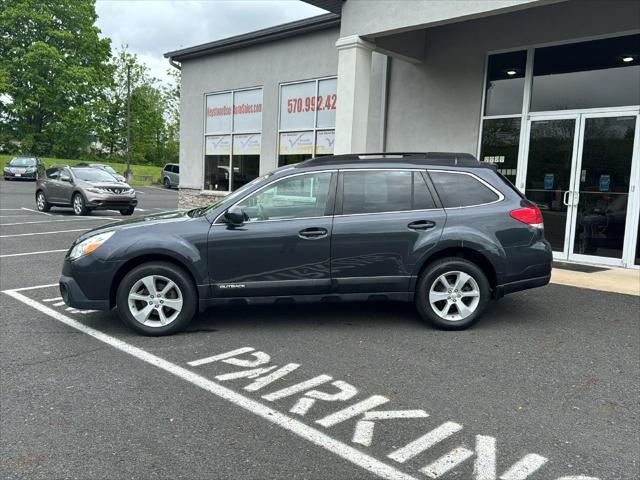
[428,271,480,321]
[37,193,45,210]
[73,195,83,214]
[128,275,183,327]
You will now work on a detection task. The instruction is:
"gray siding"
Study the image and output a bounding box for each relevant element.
[179,27,340,189]
[384,0,640,155]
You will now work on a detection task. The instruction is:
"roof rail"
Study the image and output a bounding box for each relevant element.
[296,152,481,168]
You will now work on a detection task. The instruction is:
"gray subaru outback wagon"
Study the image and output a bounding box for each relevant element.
[59,152,552,335]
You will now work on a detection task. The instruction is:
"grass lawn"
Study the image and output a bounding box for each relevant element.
[0,154,163,187]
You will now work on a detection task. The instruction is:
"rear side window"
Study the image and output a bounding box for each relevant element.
[46,168,59,179]
[429,171,500,208]
[164,165,172,172]
[342,171,436,215]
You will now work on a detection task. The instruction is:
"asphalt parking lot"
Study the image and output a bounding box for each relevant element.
[1,178,638,480]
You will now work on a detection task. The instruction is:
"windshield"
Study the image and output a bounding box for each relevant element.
[72,168,119,183]
[199,172,275,216]
[9,157,36,167]
[102,166,118,175]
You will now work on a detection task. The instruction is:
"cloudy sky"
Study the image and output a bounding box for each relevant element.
[95,0,327,83]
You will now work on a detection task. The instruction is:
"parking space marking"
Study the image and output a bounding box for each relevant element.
[4,285,605,480]
[21,207,52,216]
[0,228,88,238]
[0,217,115,226]
[2,286,420,480]
[0,249,68,258]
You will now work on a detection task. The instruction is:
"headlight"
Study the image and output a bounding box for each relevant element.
[86,187,108,194]
[69,231,115,260]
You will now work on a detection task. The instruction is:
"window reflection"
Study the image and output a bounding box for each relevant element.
[484,50,527,116]
[573,116,635,259]
[480,118,521,184]
[531,34,640,111]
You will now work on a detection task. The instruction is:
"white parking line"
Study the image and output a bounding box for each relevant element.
[21,207,52,216]
[42,297,62,302]
[1,217,114,227]
[0,249,68,258]
[3,285,419,480]
[0,228,88,238]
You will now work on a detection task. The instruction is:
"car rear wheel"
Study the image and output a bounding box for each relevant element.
[116,262,197,336]
[120,207,135,216]
[72,193,88,216]
[35,190,51,212]
[415,257,490,330]
[163,177,171,188]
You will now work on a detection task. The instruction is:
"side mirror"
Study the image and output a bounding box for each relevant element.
[224,205,246,226]
[60,174,71,183]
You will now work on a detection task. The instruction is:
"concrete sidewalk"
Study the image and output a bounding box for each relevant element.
[551,264,640,296]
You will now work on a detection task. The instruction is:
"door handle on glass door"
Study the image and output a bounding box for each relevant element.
[563,191,571,206]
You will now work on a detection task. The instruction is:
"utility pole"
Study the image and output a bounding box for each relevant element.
[125,63,132,182]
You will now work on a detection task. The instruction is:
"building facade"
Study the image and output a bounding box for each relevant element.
[165,0,640,269]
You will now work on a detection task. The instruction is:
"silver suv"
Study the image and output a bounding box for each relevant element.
[35,166,137,216]
[162,163,179,188]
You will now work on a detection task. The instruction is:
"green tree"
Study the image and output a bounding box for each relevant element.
[0,0,112,156]
[101,46,170,166]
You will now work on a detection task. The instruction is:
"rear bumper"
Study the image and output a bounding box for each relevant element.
[60,275,111,310]
[494,274,551,299]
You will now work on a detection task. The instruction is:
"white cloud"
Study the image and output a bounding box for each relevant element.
[95,0,328,83]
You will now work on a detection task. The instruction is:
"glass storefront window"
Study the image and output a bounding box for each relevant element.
[484,50,527,116]
[204,88,262,192]
[204,155,231,192]
[479,118,521,185]
[572,116,635,259]
[278,78,337,167]
[531,34,640,112]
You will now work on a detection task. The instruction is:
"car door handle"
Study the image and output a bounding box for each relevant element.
[299,227,328,239]
[408,220,436,230]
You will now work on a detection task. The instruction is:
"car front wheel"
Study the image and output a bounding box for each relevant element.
[36,190,51,212]
[116,262,197,336]
[415,257,490,330]
[120,206,135,216]
[72,193,88,215]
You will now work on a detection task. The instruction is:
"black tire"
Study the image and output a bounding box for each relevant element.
[72,192,88,216]
[120,206,135,216]
[163,177,171,188]
[415,257,490,330]
[116,262,197,336]
[35,190,51,212]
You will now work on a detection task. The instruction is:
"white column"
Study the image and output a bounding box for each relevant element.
[334,35,375,154]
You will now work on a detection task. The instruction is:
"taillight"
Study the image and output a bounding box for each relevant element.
[510,205,544,228]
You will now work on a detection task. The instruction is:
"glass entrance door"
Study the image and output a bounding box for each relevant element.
[570,114,637,265]
[524,117,579,256]
[524,111,639,266]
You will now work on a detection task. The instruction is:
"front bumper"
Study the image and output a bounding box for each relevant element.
[85,195,137,210]
[4,170,37,179]
[60,274,111,310]
[60,254,123,310]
